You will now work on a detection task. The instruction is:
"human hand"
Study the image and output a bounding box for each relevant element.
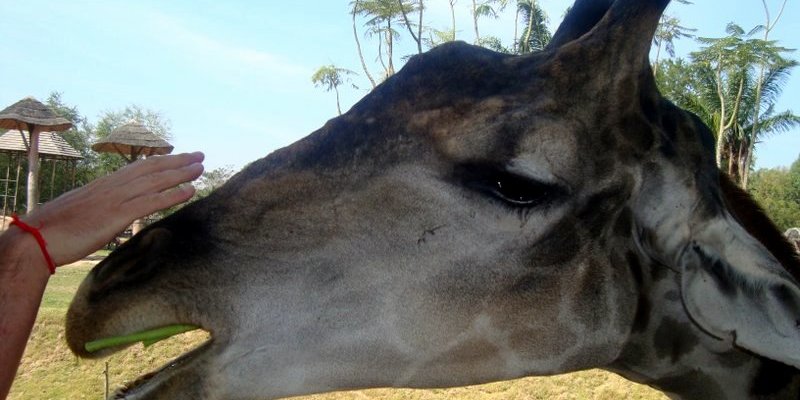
[18,152,204,267]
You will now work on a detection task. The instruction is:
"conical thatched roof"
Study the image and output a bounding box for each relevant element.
[91,120,173,162]
[0,130,82,160]
[0,97,72,132]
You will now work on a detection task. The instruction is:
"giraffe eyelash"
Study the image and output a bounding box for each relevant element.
[453,162,567,210]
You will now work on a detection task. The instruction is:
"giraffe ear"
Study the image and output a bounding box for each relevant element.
[679,218,800,369]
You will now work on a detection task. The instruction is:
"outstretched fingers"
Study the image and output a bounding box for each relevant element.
[116,152,205,184]
[121,161,204,205]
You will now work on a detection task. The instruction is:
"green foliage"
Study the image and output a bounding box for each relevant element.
[477,35,511,53]
[517,0,551,54]
[312,64,358,115]
[312,65,357,92]
[195,165,237,199]
[749,157,800,230]
[656,20,798,186]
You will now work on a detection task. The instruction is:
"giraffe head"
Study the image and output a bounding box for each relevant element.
[66,0,800,398]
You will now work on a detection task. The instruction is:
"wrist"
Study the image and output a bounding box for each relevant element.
[0,226,52,281]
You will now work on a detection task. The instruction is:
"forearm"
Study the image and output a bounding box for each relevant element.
[0,228,50,399]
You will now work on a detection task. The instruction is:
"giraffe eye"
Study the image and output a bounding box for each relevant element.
[454,162,566,209]
[489,172,562,207]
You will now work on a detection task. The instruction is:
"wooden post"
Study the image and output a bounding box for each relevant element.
[26,128,40,212]
[1,154,9,230]
[104,361,110,399]
[12,154,22,214]
[49,159,57,201]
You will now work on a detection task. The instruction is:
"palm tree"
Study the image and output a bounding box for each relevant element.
[691,22,796,183]
[652,14,695,75]
[351,0,377,88]
[517,0,550,54]
[471,0,508,45]
[732,59,799,186]
[742,0,789,188]
[355,0,415,79]
[311,65,357,116]
[397,0,424,54]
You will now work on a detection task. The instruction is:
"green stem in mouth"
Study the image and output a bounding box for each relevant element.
[85,324,199,353]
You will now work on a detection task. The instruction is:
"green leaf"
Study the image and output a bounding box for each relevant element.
[84,324,199,353]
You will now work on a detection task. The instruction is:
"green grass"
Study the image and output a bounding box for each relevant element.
[9,259,667,400]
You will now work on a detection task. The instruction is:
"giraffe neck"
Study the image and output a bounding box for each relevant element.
[606,255,800,399]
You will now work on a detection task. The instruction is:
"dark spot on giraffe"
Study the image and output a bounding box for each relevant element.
[653,371,725,399]
[658,133,677,159]
[523,219,580,268]
[639,91,660,125]
[577,184,631,239]
[613,208,633,238]
[625,251,643,288]
[611,342,649,371]
[649,260,669,282]
[661,109,678,141]
[663,290,680,302]
[626,252,650,334]
[714,349,750,368]
[751,358,797,397]
[653,317,699,364]
[619,115,655,151]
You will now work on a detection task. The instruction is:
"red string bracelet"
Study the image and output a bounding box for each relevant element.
[10,214,57,275]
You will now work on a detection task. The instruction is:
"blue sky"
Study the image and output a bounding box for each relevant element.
[1,0,798,172]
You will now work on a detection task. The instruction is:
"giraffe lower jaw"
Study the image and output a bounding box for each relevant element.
[109,340,216,399]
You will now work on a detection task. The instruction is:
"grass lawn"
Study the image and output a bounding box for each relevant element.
[9,256,667,400]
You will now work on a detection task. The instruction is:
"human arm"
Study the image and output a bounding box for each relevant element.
[0,151,204,399]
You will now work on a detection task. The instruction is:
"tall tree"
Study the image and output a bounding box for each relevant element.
[691,22,797,185]
[449,0,457,41]
[517,0,550,54]
[742,0,789,188]
[397,0,424,54]
[311,65,357,116]
[351,0,378,89]
[355,0,414,79]
[471,0,507,45]
[652,13,695,75]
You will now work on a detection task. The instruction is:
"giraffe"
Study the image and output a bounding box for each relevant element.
[65,0,800,398]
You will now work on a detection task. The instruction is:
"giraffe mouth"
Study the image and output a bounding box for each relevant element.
[110,340,214,399]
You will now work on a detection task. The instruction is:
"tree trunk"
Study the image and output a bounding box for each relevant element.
[335,86,342,116]
[653,40,663,76]
[418,0,424,51]
[742,0,788,189]
[513,7,520,53]
[352,1,377,89]
[377,36,389,77]
[523,3,534,53]
[472,0,479,44]
[398,0,423,54]
[450,1,457,41]
[387,20,395,76]
[26,128,40,212]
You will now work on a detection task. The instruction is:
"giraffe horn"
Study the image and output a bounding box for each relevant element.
[548,0,670,68]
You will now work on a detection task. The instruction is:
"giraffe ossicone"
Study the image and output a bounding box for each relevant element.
[66,0,800,398]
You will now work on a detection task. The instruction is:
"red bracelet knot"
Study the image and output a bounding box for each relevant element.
[10,214,56,274]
